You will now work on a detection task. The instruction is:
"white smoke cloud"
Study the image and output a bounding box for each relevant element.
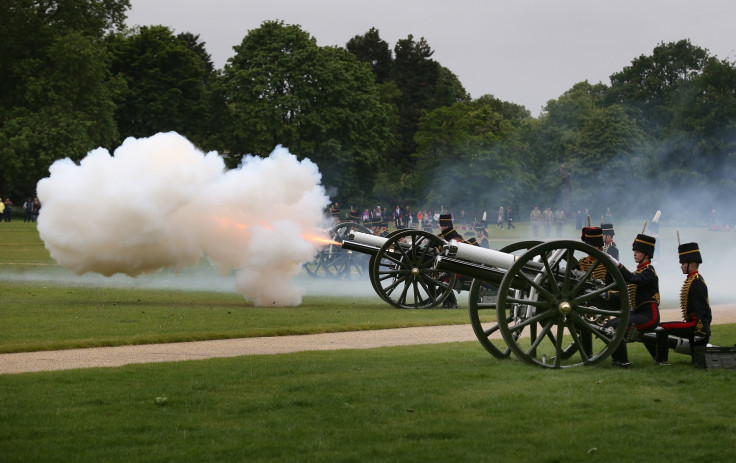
[36,132,331,306]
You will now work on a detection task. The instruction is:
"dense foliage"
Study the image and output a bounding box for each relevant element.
[2,3,735,225]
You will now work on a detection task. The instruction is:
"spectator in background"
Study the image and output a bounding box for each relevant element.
[32,197,41,222]
[24,197,33,222]
[2,197,12,222]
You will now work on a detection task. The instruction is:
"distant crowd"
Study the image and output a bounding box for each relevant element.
[0,196,41,223]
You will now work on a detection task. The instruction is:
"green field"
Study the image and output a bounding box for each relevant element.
[2,221,735,462]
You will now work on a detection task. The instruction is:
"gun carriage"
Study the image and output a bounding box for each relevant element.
[341,228,631,368]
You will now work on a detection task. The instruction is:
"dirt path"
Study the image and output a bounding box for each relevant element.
[2,306,735,375]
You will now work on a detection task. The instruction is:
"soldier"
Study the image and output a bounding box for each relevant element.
[604,233,660,368]
[576,227,608,355]
[476,221,490,248]
[438,214,463,308]
[601,223,619,260]
[438,213,463,243]
[652,242,712,365]
[530,206,542,237]
[554,208,565,237]
[542,207,554,238]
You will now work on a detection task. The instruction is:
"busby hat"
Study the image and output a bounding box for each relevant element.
[474,220,488,233]
[601,223,615,236]
[678,242,702,264]
[439,214,454,228]
[632,234,656,256]
[581,227,604,247]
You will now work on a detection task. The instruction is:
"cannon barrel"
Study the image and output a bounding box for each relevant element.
[444,240,544,271]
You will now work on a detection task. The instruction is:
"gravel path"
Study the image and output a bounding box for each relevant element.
[2,305,735,375]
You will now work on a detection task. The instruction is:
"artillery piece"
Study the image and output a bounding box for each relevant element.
[341,228,631,368]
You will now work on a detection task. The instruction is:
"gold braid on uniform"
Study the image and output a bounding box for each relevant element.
[628,265,660,309]
[627,283,637,310]
[578,256,607,282]
[679,273,703,321]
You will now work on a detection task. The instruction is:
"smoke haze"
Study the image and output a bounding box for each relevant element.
[36,132,331,306]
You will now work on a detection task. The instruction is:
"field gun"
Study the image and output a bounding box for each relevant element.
[341,228,631,368]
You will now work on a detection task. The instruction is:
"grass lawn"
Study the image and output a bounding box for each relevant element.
[2,221,736,462]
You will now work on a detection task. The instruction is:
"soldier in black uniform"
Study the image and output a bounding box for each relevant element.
[438,213,463,242]
[576,227,608,355]
[653,242,712,364]
[604,233,660,368]
[601,223,619,260]
[476,221,490,249]
[438,213,463,308]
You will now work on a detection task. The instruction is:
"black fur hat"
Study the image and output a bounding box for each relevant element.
[581,227,604,247]
[678,242,702,264]
[632,234,656,257]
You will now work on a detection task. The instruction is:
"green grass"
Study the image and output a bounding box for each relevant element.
[2,339,736,463]
[2,221,736,462]
[0,283,468,353]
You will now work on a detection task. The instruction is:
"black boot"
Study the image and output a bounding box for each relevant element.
[654,327,670,365]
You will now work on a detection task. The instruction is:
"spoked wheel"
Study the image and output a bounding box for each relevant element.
[371,229,455,309]
[496,240,629,368]
[304,222,372,279]
[468,241,542,359]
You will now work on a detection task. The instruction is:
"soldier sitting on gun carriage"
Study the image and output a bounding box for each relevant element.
[574,227,614,355]
[438,213,465,308]
[601,223,619,260]
[604,233,661,368]
[651,242,712,365]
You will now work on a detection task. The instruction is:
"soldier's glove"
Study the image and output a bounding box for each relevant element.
[605,253,620,268]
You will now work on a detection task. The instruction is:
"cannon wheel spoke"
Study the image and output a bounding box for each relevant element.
[496,240,630,368]
[467,241,542,359]
[371,229,453,309]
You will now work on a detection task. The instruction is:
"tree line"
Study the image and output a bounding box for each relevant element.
[2,0,735,225]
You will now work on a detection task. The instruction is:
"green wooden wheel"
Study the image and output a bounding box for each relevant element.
[371,229,454,309]
[496,240,629,368]
[468,241,542,359]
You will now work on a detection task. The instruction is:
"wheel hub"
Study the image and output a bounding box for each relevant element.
[411,267,420,277]
[558,301,572,314]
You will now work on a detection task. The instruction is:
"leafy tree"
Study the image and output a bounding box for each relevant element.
[106,26,214,147]
[606,39,709,135]
[528,82,645,216]
[346,27,392,83]
[410,97,526,213]
[391,35,469,170]
[220,20,394,205]
[0,0,129,198]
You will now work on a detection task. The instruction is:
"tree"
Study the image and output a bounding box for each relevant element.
[391,35,469,170]
[606,39,709,135]
[346,27,392,84]
[220,20,394,205]
[410,97,527,212]
[106,26,214,147]
[0,0,129,198]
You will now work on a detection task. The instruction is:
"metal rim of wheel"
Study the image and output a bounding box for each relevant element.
[496,240,629,368]
[304,222,372,279]
[371,229,455,309]
[468,241,542,359]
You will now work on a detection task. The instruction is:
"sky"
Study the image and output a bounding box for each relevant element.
[125,0,736,116]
